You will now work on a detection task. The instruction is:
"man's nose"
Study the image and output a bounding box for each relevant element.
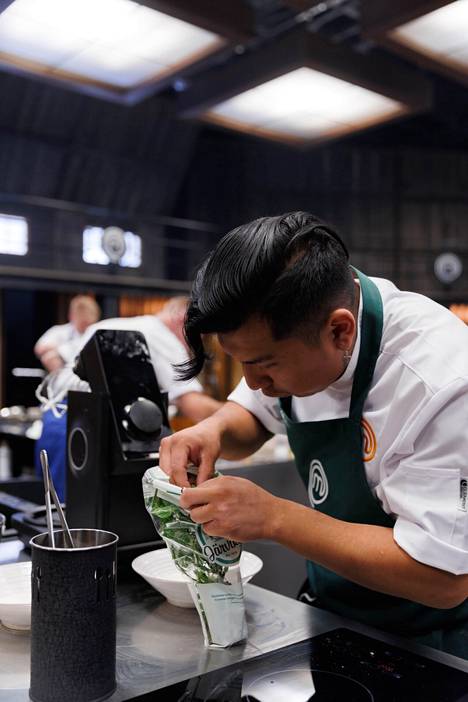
[243,364,267,391]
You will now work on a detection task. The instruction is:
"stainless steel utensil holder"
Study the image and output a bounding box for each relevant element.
[29,529,118,702]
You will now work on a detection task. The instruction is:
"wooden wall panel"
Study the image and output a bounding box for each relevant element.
[401,202,468,251]
[401,151,468,197]
[119,296,168,317]
[177,131,468,301]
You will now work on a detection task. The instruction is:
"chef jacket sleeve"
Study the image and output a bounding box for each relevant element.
[228,377,286,434]
[55,317,203,403]
[35,326,57,348]
[36,324,70,350]
[144,327,204,403]
[57,337,85,365]
[382,379,468,575]
[143,348,203,403]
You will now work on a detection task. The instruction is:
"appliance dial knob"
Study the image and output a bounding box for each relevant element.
[125,397,163,435]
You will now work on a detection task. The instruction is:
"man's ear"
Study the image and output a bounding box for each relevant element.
[328,308,356,350]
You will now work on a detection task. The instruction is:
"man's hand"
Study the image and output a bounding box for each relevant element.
[180,475,283,542]
[39,349,65,372]
[159,402,272,487]
[159,423,222,487]
[178,469,468,609]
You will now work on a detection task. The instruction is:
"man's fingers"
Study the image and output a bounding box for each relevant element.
[188,504,213,524]
[167,442,192,488]
[197,451,216,485]
[158,428,221,489]
[158,437,171,476]
[180,485,213,509]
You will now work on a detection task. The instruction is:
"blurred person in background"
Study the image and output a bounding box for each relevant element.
[34,295,101,372]
[35,296,222,499]
[58,296,221,422]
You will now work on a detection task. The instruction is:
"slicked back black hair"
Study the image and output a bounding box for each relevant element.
[177,211,354,380]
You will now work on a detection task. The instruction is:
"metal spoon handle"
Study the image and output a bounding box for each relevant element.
[46,465,74,548]
[40,450,55,548]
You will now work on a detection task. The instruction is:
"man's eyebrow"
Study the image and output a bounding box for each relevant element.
[242,355,274,365]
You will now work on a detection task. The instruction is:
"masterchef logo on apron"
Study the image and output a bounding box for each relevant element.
[361,417,377,462]
[308,459,329,506]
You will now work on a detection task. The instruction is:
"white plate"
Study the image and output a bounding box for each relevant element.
[132,548,263,608]
[0,561,32,630]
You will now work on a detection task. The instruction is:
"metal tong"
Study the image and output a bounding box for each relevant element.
[40,449,75,548]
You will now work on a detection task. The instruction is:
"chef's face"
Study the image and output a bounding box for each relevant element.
[218,310,356,398]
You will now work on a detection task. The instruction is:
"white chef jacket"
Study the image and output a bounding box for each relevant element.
[36,322,82,359]
[228,277,468,576]
[59,315,203,403]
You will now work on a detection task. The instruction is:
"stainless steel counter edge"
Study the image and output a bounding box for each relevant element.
[1,542,468,702]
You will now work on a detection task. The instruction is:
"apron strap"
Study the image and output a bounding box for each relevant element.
[349,269,383,417]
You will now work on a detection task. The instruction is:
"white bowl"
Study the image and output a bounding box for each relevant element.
[0,561,32,630]
[132,548,263,608]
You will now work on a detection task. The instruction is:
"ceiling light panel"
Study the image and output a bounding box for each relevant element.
[388,0,468,71]
[0,0,224,90]
[206,67,405,143]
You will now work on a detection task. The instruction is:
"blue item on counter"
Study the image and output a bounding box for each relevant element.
[34,403,67,502]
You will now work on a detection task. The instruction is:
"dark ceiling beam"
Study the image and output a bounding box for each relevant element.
[177,25,432,118]
[0,193,220,233]
[361,0,454,36]
[136,0,256,41]
[124,43,235,106]
[178,27,306,117]
[0,264,192,293]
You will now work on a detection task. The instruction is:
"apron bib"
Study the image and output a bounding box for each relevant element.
[280,270,468,658]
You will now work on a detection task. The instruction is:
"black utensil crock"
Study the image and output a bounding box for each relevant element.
[29,528,118,702]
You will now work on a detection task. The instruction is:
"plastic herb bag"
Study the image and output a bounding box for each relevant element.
[142,466,248,648]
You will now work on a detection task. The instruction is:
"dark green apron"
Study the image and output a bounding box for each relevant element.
[279,270,468,658]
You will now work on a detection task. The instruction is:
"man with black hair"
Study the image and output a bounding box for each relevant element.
[160,211,468,658]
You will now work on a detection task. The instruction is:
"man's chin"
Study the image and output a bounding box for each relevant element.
[261,388,287,397]
[261,387,322,398]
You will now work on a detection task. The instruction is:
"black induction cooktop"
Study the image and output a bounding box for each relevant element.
[130,628,468,702]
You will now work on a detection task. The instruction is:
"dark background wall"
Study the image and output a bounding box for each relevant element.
[1,69,468,303]
[176,126,468,302]
[0,70,218,293]
[0,71,198,215]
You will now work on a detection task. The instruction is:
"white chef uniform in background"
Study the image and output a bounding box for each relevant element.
[59,314,203,403]
[36,322,82,361]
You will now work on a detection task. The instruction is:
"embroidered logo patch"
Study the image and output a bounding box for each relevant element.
[361,418,377,462]
[308,459,329,506]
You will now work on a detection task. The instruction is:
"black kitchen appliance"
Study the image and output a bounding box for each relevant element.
[11,505,61,545]
[66,329,172,551]
[0,478,43,529]
[128,627,468,701]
